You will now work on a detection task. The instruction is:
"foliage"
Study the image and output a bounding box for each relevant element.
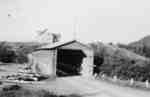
[0,41,42,64]
[89,41,150,82]
[0,32,60,64]
[2,85,22,91]
[0,42,16,63]
[118,35,150,58]
[36,28,61,43]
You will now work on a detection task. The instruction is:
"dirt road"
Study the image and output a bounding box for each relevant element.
[22,76,150,97]
[64,76,150,97]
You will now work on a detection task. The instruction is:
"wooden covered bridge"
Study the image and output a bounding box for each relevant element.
[30,40,94,79]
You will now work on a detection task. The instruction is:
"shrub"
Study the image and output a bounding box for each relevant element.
[2,85,22,91]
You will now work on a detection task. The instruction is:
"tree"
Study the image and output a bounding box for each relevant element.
[0,43,16,63]
[51,33,61,43]
[36,28,61,43]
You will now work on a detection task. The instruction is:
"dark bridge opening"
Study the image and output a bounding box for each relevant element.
[56,49,86,77]
[93,56,104,75]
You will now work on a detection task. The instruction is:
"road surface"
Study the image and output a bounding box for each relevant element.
[22,76,150,97]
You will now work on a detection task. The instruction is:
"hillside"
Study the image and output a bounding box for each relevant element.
[129,35,150,47]
[118,35,150,58]
[89,41,150,81]
[103,44,147,62]
[89,42,149,66]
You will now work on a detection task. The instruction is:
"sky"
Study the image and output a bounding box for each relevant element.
[0,0,150,44]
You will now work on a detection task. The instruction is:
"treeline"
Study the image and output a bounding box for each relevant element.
[0,41,42,64]
[117,43,150,58]
[118,35,150,58]
[89,41,150,82]
[100,62,150,82]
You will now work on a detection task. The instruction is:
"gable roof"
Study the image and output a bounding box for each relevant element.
[35,40,92,50]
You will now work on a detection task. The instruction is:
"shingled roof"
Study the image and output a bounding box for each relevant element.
[36,40,92,50]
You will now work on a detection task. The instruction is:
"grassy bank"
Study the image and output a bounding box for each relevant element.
[97,75,150,91]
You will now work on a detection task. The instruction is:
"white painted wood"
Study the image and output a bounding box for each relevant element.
[32,50,54,76]
[145,80,149,88]
[81,57,93,77]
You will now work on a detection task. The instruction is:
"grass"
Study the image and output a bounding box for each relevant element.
[0,85,82,97]
[97,75,150,91]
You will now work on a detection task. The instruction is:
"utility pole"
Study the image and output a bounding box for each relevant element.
[73,16,78,40]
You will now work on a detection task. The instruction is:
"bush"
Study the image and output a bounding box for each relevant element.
[2,85,22,91]
[42,91,58,97]
[0,41,42,64]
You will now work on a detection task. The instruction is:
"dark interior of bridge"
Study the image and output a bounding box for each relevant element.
[56,49,86,77]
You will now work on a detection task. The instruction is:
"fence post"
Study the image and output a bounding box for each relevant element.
[130,78,134,85]
[94,73,97,78]
[113,75,117,82]
[145,80,149,88]
[101,74,105,80]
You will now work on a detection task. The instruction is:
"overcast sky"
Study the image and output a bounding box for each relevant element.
[0,0,150,43]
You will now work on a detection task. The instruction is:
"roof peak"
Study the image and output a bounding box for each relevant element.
[35,39,91,50]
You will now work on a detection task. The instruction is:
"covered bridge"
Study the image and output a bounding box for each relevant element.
[31,40,94,79]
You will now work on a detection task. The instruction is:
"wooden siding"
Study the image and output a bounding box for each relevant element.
[32,50,56,76]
